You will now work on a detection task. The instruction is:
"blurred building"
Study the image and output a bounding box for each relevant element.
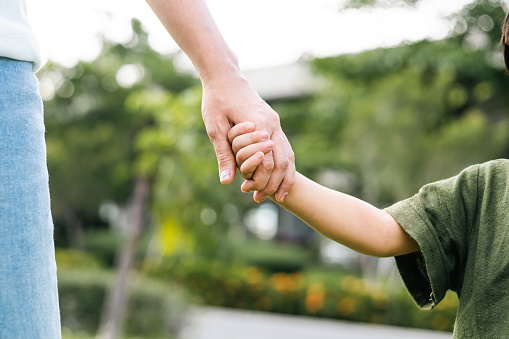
[243,61,318,101]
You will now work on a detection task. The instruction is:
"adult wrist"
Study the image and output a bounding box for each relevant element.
[196,48,242,86]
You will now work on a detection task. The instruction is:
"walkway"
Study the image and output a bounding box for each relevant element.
[179,306,452,339]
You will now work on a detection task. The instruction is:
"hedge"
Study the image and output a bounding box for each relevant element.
[147,257,458,332]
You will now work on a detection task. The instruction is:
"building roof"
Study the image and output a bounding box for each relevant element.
[243,62,318,101]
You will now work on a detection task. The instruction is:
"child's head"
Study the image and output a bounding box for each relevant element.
[503,11,509,71]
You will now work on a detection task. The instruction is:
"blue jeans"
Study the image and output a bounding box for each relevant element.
[0,58,61,338]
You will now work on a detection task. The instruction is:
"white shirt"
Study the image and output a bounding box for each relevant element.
[0,0,41,71]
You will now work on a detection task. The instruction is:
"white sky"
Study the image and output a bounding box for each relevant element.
[28,0,476,71]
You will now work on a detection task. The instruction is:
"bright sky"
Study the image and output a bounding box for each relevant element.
[28,0,475,71]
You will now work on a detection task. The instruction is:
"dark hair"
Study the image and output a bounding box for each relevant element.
[503,12,509,72]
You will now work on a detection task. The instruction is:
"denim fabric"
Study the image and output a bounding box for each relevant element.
[0,57,61,338]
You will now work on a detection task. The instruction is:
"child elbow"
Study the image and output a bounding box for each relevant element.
[368,246,394,258]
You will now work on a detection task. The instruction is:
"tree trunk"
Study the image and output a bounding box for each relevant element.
[96,176,150,339]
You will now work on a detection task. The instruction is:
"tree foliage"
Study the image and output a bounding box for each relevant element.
[276,0,509,206]
[42,20,195,230]
[42,20,254,257]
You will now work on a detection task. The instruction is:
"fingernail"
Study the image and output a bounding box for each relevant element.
[260,131,269,140]
[220,170,231,183]
[257,196,267,203]
[280,192,288,202]
[241,181,248,192]
[256,151,264,159]
[265,140,274,148]
[247,122,255,131]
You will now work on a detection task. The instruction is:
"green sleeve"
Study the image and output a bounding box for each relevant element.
[385,164,480,309]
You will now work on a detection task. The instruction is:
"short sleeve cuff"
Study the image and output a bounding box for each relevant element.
[385,199,450,310]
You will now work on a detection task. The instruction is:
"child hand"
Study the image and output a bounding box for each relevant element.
[228,122,275,192]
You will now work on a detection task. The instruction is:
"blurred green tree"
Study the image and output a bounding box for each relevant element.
[41,17,257,263]
[275,0,509,207]
[41,19,196,246]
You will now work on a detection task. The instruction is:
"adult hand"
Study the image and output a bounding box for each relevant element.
[201,75,295,203]
[145,0,294,201]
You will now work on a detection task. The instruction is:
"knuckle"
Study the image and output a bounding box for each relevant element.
[277,158,289,171]
[270,111,280,125]
[227,129,235,144]
[272,159,287,173]
[250,176,268,191]
[289,175,296,186]
[206,123,229,144]
[239,166,251,175]
[216,153,231,165]
[207,126,221,142]
[262,184,278,195]
[241,172,252,180]
[288,150,295,162]
[236,152,247,166]
[231,139,240,154]
[284,176,296,189]
[279,174,295,190]
[263,160,274,173]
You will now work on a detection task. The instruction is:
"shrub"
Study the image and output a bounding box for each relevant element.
[234,240,315,273]
[55,248,103,269]
[58,268,188,338]
[147,257,457,332]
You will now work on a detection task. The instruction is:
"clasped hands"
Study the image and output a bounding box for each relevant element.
[201,76,295,203]
[228,122,294,202]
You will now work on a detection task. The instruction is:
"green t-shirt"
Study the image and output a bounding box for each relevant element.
[386,159,509,338]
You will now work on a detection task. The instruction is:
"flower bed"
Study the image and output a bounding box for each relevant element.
[148,258,458,332]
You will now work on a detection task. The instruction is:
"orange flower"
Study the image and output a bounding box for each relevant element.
[305,283,325,313]
[271,273,297,293]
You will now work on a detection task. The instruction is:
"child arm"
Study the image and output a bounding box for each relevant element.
[278,173,419,257]
[228,123,420,258]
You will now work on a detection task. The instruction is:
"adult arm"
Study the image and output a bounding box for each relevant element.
[145,0,295,202]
